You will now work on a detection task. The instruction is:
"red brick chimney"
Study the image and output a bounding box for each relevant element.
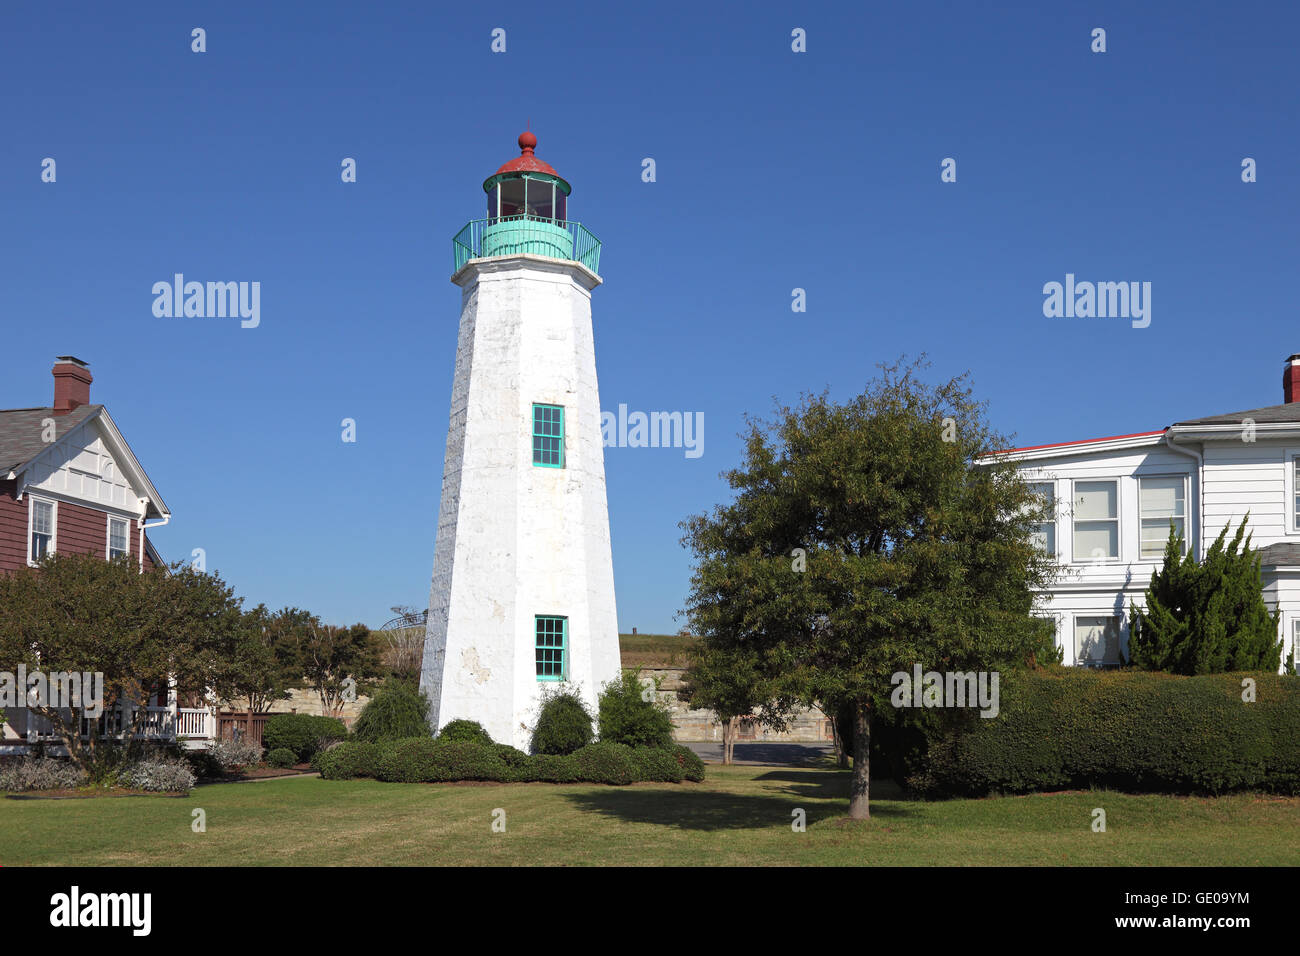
[1284,355,1300,405]
[52,356,92,415]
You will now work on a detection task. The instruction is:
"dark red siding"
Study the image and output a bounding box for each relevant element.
[0,480,153,573]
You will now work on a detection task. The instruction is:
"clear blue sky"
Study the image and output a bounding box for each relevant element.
[4,1,1298,633]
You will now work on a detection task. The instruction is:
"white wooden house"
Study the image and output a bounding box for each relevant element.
[987,354,1300,671]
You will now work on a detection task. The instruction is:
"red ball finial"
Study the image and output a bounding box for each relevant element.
[518,130,537,153]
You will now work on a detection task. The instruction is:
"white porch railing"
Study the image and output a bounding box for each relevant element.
[23,705,205,741]
[177,708,209,738]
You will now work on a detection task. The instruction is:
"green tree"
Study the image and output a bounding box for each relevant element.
[295,620,377,716]
[0,553,248,770]
[678,641,784,764]
[680,359,1057,818]
[213,604,307,716]
[596,670,674,748]
[1128,517,1283,674]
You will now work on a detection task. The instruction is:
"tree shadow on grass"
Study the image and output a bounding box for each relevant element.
[563,773,917,831]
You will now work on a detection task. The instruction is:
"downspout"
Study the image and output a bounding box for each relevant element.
[1163,429,1203,560]
[138,501,170,573]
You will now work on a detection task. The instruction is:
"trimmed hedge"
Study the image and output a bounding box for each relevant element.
[314,736,704,786]
[915,669,1300,797]
[267,748,297,769]
[530,690,595,755]
[262,714,349,762]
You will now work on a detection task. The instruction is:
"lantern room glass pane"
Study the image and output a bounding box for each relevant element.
[500,179,525,218]
[486,185,499,221]
[526,178,554,220]
[556,191,567,222]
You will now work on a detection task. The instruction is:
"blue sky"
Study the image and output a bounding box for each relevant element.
[3,1,1298,633]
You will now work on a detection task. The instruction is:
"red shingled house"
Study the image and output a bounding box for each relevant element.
[0,358,213,751]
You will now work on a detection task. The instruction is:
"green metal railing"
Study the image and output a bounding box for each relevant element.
[452,216,602,274]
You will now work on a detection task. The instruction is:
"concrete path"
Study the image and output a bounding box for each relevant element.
[683,742,836,767]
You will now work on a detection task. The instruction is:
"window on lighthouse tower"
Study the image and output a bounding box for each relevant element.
[535,616,567,680]
[532,403,565,467]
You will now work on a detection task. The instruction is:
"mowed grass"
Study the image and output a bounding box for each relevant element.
[2,765,1296,866]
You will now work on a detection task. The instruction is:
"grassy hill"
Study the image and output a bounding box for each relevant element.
[619,632,699,668]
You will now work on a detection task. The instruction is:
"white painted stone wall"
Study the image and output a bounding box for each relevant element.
[421,254,621,750]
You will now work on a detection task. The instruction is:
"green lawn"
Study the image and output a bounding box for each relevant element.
[2,765,1296,866]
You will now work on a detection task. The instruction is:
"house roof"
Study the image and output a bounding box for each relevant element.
[1259,542,1300,567]
[0,403,169,520]
[1171,402,1300,427]
[0,405,101,474]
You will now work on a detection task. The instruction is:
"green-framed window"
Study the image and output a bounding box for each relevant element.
[535,615,567,680]
[532,403,564,467]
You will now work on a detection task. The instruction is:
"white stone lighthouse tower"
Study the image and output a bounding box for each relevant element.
[419,132,621,750]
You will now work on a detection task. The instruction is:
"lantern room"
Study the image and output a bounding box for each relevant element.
[483,131,571,222]
[452,132,602,275]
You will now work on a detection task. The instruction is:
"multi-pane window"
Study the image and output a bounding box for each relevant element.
[30,499,54,562]
[109,517,129,559]
[1075,615,1121,667]
[535,616,567,680]
[1027,482,1056,555]
[1139,476,1186,559]
[532,403,564,467]
[1073,480,1119,562]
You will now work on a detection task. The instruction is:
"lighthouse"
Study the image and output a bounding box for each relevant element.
[419,132,622,750]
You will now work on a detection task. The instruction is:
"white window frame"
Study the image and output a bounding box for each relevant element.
[107,515,130,560]
[1073,614,1123,668]
[1071,478,1121,564]
[27,495,57,566]
[1027,480,1057,558]
[1137,474,1189,562]
[1291,453,1300,534]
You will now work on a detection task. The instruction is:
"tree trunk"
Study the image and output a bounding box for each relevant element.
[848,702,871,819]
[721,718,732,765]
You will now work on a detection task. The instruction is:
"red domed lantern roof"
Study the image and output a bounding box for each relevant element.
[494,130,563,178]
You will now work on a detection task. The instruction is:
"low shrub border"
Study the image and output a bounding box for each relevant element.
[913,669,1300,797]
[313,737,705,785]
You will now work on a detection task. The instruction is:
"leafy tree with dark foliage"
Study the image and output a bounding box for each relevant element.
[681,359,1057,818]
[1128,518,1282,674]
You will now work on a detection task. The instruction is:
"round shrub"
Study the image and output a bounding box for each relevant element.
[208,737,263,771]
[631,746,684,783]
[596,671,674,748]
[530,690,595,755]
[671,745,706,782]
[263,714,349,762]
[353,682,432,742]
[572,742,637,785]
[437,719,493,746]
[268,748,297,769]
[0,757,86,792]
[119,756,196,793]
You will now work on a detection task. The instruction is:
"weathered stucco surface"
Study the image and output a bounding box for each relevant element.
[420,255,621,750]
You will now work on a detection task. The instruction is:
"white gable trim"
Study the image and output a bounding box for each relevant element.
[10,408,169,521]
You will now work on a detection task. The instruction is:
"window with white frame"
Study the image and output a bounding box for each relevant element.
[1139,476,1186,559]
[1074,615,1121,667]
[108,516,129,559]
[29,498,55,563]
[1294,457,1300,532]
[1027,482,1056,555]
[1073,480,1118,562]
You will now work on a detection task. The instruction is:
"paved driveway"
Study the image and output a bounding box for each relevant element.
[682,742,836,767]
